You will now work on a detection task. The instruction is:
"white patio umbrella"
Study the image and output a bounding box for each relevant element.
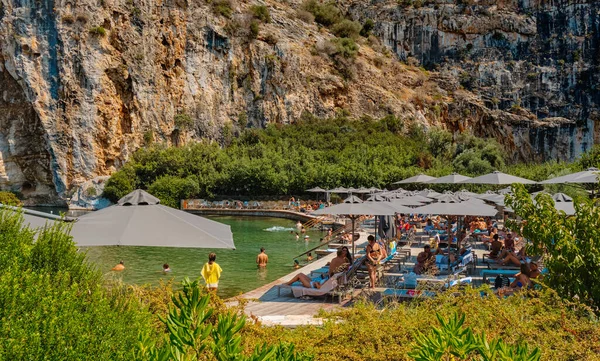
[413,201,498,217]
[394,174,437,184]
[70,189,235,249]
[306,186,329,202]
[460,170,536,185]
[418,189,442,198]
[541,167,599,184]
[328,187,349,193]
[426,173,472,184]
[1,205,73,231]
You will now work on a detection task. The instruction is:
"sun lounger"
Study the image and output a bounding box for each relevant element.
[481,269,519,283]
[380,288,437,299]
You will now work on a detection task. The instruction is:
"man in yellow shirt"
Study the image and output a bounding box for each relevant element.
[201,253,222,291]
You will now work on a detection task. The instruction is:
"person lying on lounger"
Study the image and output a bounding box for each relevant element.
[285,273,324,289]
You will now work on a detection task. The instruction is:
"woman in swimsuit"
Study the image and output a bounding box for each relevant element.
[285,273,322,289]
[366,235,382,288]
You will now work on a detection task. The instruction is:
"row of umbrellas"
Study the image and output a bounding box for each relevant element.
[394,168,599,185]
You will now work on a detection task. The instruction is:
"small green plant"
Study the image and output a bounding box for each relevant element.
[62,13,75,24]
[331,37,359,59]
[249,20,260,39]
[174,113,193,130]
[143,130,154,145]
[237,112,248,128]
[409,313,541,361]
[301,0,341,27]
[85,187,97,197]
[332,19,362,39]
[573,49,581,61]
[250,5,271,23]
[526,72,537,81]
[89,26,107,36]
[212,0,233,18]
[360,18,375,37]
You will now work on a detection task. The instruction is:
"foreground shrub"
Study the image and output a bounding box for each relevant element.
[0,210,156,360]
[0,191,21,205]
[137,278,312,360]
[238,287,600,360]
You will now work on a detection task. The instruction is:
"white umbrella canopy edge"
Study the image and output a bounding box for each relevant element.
[71,190,235,249]
[459,171,536,185]
[425,173,472,184]
[541,167,599,184]
[394,174,437,184]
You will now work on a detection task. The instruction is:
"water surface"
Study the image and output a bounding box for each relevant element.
[82,216,325,298]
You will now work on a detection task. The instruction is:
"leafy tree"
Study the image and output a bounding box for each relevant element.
[506,184,600,309]
[148,175,200,208]
[103,165,137,202]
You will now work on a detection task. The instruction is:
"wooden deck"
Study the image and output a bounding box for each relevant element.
[226,232,370,327]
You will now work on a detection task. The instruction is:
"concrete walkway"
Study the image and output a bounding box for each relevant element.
[226,232,370,327]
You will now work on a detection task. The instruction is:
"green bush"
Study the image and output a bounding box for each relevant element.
[103,165,137,202]
[301,0,341,27]
[250,5,271,23]
[89,26,107,36]
[148,175,200,208]
[0,191,21,206]
[0,210,156,360]
[331,37,359,58]
[332,19,362,39]
[409,313,540,361]
[360,18,375,37]
[212,0,233,18]
[174,112,194,130]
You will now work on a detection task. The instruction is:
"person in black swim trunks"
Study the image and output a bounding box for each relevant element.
[366,235,382,288]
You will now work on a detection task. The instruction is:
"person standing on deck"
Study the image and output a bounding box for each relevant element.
[257,247,268,268]
[201,253,222,291]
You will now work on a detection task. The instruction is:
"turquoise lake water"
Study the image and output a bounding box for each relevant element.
[80,216,326,298]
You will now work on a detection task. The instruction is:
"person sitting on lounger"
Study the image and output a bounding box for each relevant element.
[414,245,435,275]
[285,273,323,289]
[510,263,532,289]
[328,249,349,277]
[489,234,503,259]
[341,246,353,265]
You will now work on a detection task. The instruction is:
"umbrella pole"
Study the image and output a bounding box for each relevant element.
[352,215,356,257]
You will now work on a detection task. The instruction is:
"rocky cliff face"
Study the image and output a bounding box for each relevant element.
[344,0,600,160]
[0,0,597,204]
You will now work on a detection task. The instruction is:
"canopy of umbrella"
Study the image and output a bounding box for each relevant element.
[70,189,235,249]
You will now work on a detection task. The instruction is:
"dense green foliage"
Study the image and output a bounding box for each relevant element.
[0,210,157,360]
[103,115,513,203]
[409,313,540,361]
[237,288,600,360]
[137,278,311,361]
[0,191,21,205]
[507,184,600,310]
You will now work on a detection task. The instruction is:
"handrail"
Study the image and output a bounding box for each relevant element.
[292,215,368,260]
